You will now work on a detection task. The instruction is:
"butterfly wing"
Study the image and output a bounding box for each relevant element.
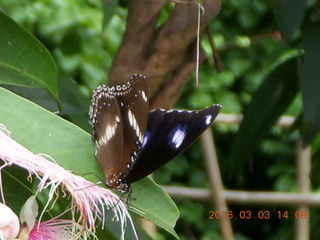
[115,75,149,180]
[89,74,149,191]
[126,104,221,183]
[89,85,124,187]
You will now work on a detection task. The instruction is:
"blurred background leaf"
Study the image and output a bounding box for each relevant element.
[270,0,305,41]
[228,53,300,178]
[299,20,320,145]
[0,11,59,109]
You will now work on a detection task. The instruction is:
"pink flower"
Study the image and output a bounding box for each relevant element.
[0,196,93,240]
[28,219,87,240]
[17,196,95,240]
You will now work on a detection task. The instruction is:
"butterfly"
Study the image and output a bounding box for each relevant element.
[89,74,221,193]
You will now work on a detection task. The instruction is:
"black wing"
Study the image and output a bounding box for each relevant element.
[126,104,221,183]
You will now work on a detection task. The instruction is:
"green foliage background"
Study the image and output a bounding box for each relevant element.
[1,0,320,239]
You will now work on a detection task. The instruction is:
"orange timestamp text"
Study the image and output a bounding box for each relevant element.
[208,210,308,220]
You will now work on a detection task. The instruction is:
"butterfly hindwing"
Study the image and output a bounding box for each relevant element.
[126,104,221,183]
[89,85,124,186]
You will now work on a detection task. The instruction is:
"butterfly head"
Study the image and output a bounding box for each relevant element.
[105,178,132,193]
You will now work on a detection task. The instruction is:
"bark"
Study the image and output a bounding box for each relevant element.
[109,0,221,109]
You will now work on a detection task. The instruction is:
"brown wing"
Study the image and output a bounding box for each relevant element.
[89,85,124,188]
[89,74,149,190]
[113,75,149,180]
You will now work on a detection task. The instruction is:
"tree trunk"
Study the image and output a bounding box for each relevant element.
[109,0,221,109]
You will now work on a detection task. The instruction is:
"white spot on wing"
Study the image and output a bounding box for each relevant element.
[97,121,118,147]
[142,131,150,148]
[205,115,212,125]
[170,125,187,149]
[141,90,147,102]
[128,109,144,143]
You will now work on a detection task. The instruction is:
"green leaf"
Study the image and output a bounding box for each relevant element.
[131,178,179,239]
[57,77,92,132]
[299,22,320,145]
[228,53,300,177]
[0,87,179,238]
[102,0,119,28]
[0,11,60,109]
[270,0,305,41]
[98,178,179,239]
[0,87,93,173]
[2,166,34,214]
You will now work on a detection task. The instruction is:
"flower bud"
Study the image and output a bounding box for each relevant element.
[20,196,38,232]
[0,203,19,240]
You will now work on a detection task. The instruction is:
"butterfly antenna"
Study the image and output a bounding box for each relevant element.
[71,171,104,190]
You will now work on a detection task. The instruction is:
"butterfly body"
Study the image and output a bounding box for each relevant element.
[89,74,221,193]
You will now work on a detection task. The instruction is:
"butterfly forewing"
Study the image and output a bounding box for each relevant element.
[127,105,221,183]
[89,74,149,190]
[114,75,149,180]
